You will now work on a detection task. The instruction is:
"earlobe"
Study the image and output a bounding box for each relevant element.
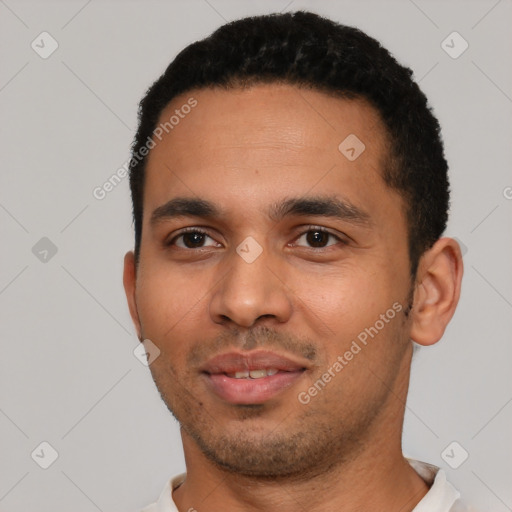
[123,251,143,341]
[410,238,464,346]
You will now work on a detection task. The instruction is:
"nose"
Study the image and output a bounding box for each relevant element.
[208,242,293,328]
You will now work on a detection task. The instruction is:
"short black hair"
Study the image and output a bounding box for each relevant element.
[128,11,449,276]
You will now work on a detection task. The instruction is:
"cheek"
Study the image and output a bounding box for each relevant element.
[290,263,408,384]
[135,263,207,345]
[291,265,388,339]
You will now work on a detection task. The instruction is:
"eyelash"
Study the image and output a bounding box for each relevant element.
[165,226,346,250]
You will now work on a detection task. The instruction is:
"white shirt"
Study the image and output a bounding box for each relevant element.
[141,459,471,512]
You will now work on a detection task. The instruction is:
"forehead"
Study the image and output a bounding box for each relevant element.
[143,83,395,223]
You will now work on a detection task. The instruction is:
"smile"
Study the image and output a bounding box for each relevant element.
[200,350,308,404]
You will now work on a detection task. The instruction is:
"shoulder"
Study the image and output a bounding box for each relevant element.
[140,473,186,512]
[407,459,474,512]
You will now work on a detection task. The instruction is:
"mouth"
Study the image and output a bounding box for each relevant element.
[200,350,308,405]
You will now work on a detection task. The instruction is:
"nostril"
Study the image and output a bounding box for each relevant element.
[256,314,275,321]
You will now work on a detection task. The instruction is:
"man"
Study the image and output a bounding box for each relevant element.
[123,11,467,512]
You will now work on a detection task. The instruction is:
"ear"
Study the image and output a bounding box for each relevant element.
[123,251,142,341]
[410,237,464,346]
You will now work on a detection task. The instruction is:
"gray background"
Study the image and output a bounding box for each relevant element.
[1,0,511,511]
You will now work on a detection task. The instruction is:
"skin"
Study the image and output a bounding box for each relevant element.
[123,84,463,512]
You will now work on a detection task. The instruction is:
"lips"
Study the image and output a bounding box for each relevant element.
[201,350,307,374]
[201,350,308,405]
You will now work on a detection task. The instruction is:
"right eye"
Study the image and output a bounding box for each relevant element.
[166,228,221,249]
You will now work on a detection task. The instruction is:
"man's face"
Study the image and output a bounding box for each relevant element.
[126,84,415,477]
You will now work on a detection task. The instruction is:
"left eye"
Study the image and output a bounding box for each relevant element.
[294,229,342,248]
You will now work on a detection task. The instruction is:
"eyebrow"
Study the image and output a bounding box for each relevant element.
[150,195,371,227]
[150,197,220,226]
[269,196,371,225]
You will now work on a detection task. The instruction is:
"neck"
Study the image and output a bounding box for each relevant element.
[174,432,428,512]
